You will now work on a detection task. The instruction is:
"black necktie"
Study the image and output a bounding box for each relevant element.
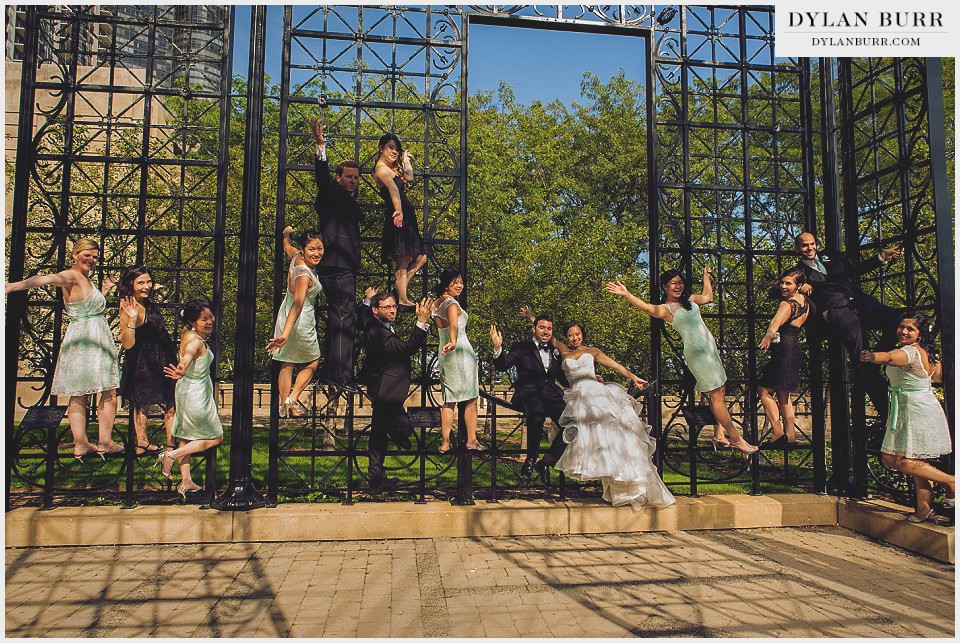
[539,343,551,352]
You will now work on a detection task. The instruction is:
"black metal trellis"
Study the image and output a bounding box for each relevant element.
[6,5,952,509]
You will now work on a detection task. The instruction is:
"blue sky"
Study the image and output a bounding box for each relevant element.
[231,6,646,104]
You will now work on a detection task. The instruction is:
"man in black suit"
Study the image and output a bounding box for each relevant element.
[359,291,431,492]
[312,118,363,392]
[490,314,568,485]
[793,231,903,421]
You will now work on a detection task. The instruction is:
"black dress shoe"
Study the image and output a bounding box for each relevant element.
[519,458,535,479]
[368,476,400,493]
[534,460,552,487]
[762,434,789,449]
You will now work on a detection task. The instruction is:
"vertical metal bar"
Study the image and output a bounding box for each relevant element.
[213,5,267,511]
[645,21,662,477]
[6,5,40,511]
[800,58,826,493]
[457,13,472,505]
[344,393,355,505]
[923,58,955,459]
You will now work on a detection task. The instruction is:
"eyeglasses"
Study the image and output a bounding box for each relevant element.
[378,304,397,309]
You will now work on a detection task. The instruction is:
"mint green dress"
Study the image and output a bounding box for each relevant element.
[881,344,952,459]
[271,253,323,364]
[432,298,479,403]
[51,283,120,397]
[667,301,727,392]
[172,344,223,441]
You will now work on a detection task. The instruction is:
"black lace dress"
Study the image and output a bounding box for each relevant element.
[756,298,808,393]
[379,175,425,262]
[119,300,177,409]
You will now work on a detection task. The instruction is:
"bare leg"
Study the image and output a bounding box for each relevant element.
[162,406,176,447]
[439,403,454,451]
[406,253,428,280]
[777,391,797,442]
[914,476,933,517]
[758,386,784,439]
[67,395,96,456]
[395,256,413,305]
[708,387,755,452]
[96,389,121,451]
[290,359,319,403]
[463,398,480,448]
[884,453,955,491]
[277,363,294,402]
[178,454,201,491]
[164,435,224,479]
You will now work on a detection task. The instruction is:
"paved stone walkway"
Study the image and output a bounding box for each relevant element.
[5,526,954,637]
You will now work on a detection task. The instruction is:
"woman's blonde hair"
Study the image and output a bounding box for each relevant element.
[71,237,100,255]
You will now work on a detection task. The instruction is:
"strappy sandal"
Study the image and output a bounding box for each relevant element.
[135,443,162,456]
[906,508,937,523]
[73,444,103,463]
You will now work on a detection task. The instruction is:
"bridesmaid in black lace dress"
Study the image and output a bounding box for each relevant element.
[756,267,809,448]
[118,266,177,454]
[374,133,427,309]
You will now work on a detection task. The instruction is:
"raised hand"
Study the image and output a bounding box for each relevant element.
[880,244,904,263]
[364,286,378,299]
[163,363,186,381]
[489,324,503,351]
[119,295,143,321]
[605,281,631,297]
[517,305,535,322]
[703,265,713,280]
[415,298,432,324]
[310,118,325,146]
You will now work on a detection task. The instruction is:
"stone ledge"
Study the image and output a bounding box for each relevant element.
[6,494,838,548]
[838,498,955,564]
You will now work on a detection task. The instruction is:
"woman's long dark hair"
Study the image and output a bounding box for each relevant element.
[898,311,940,365]
[375,132,404,172]
[659,269,692,310]
[118,265,152,300]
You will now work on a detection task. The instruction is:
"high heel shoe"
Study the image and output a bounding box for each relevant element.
[177,482,202,500]
[155,451,176,481]
[942,496,955,509]
[729,439,759,455]
[73,444,103,463]
[96,441,124,456]
[711,435,731,450]
[284,397,305,418]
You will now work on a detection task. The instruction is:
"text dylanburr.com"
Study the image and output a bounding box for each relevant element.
[774,0,959,57]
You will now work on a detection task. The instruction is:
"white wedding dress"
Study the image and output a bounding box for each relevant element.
[550,353,676,509]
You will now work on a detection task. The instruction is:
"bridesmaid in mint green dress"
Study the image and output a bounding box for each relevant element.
[861,312,954,523]
[430,268,482,453]
[4,237,123,460]
[161,299,224,498]
[607,266,758,454]
[266,227,325,418]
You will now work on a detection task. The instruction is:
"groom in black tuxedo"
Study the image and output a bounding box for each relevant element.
[490,314,568,484]
[793,231,903,422]
[312,118,363,392]
[359,291,431,492]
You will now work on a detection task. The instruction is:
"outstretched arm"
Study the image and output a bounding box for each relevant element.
[759,300,792,350]
[265,274,311,353]
[860,348,909,368]
[605,281,670,320]
[5,269,75,294]
[587,347,647,389]
[164,336,204,380]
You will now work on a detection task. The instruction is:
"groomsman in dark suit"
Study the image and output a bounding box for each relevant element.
[359,291,431,491]
[490,314,568,485]
[793,231,903,422]
[312,118,363,393]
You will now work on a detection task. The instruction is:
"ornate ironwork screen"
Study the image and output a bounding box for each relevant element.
[6,5,233,506]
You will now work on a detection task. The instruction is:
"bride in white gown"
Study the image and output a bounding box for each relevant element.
[550,321,676,509]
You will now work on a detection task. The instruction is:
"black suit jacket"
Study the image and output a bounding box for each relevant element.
[493,338,566,407]
[359,304,427,406]
[314,156,364,271]
[796,249,883,313]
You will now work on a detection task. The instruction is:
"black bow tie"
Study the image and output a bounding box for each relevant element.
[538,343,551,352]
